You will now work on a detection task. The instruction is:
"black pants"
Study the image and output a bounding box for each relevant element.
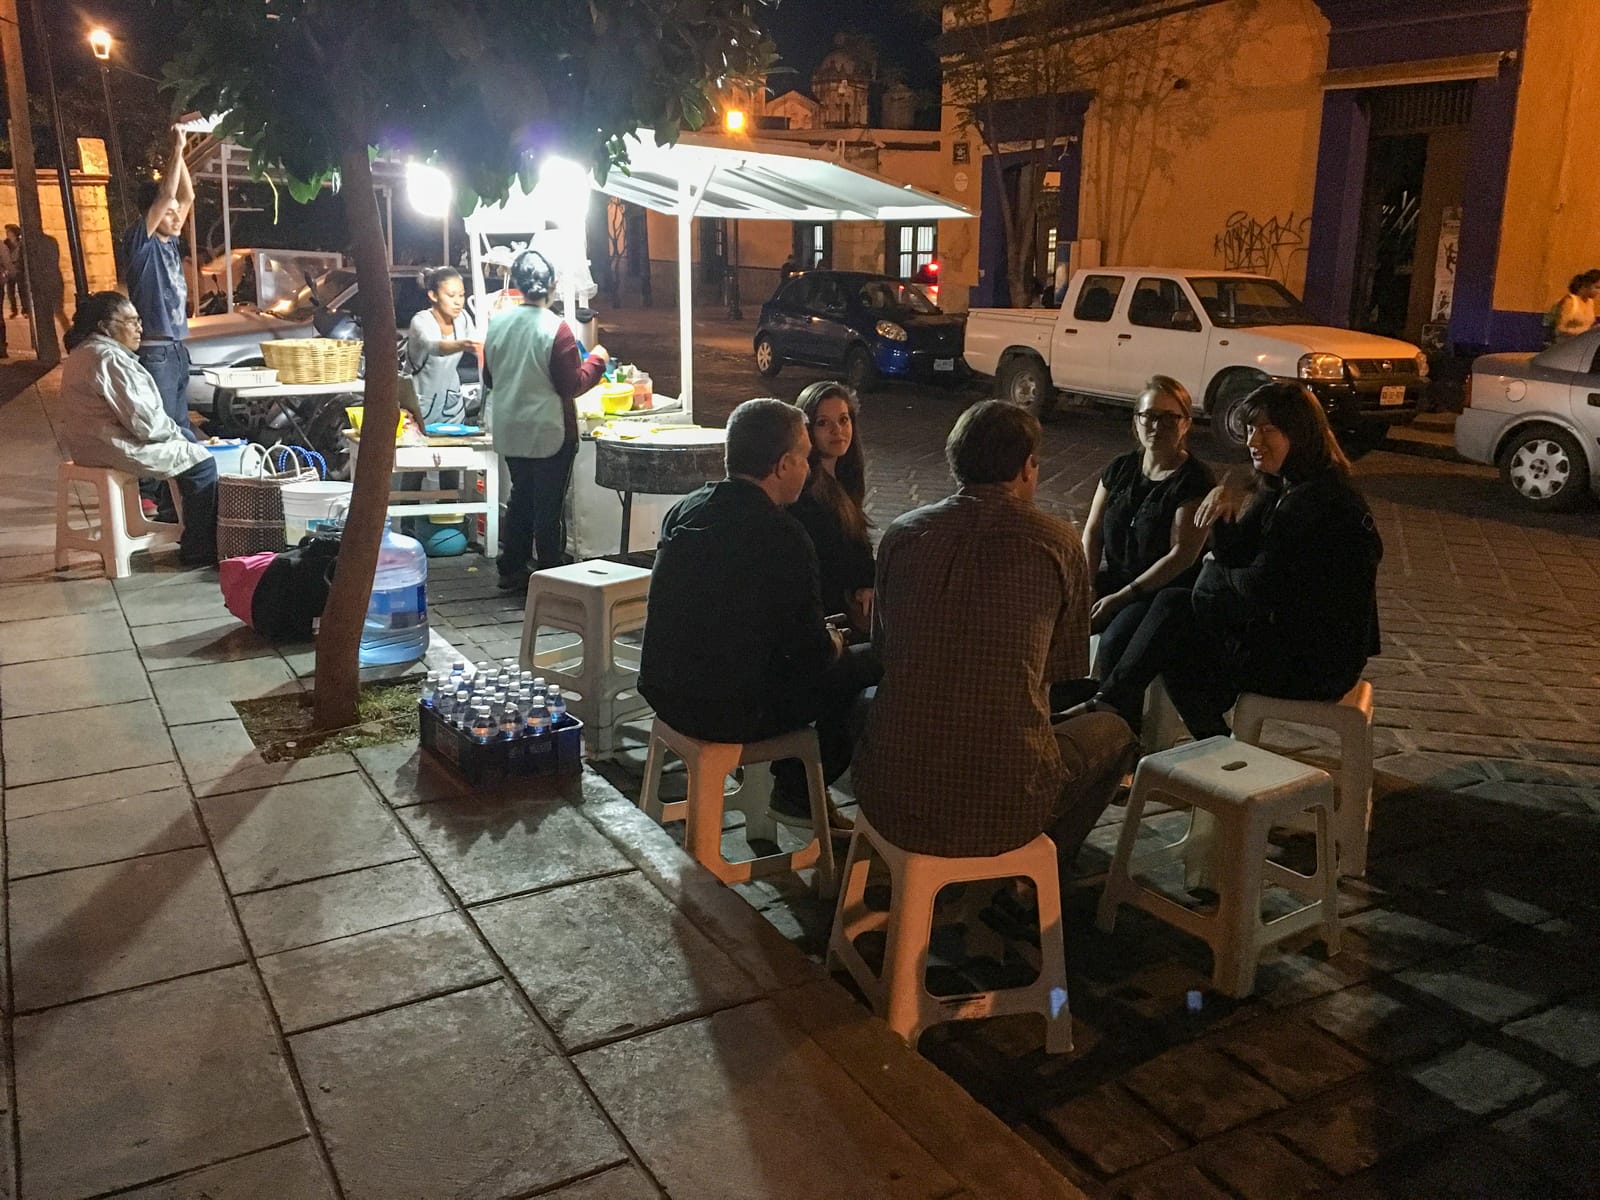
[1096,588,1240,739]
[172,456,219,566]
[1092,593,1158,681]
[502,442,578,576]
[6,277,25,317]
[770,643,883,811]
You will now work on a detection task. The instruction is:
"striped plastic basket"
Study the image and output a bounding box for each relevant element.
[259,338,363,385]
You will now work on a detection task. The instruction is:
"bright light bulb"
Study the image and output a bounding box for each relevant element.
[88,28,113,60]
[723,109,747,133]
[533,156,591,230]
[406,161,454,219]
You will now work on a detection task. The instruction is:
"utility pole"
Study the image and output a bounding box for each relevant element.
[33,0,90,296]
[1,0,62,364]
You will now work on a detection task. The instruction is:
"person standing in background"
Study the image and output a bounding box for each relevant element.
[121,128,197,441]
[483,250,608,593]
[1545,270,1600,344]
[0,230,13,360]
[3,225,24,320]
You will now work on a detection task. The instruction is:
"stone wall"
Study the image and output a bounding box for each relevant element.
[0,171,119,299]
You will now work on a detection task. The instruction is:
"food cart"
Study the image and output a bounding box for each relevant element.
[462,130,972,558]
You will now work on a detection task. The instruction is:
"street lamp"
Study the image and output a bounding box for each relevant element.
[721,110,746,318]
[87,27,131,231]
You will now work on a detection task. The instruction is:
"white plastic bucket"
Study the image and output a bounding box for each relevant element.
[281,480,353,543]
[205,439,251,475]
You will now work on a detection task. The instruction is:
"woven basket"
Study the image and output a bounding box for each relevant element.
[260,338,363,385]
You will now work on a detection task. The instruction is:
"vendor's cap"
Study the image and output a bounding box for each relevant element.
[510,250,556,299]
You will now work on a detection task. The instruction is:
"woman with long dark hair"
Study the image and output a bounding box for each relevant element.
[1067,381,1381,738]
[59,291,218,565]
[790,380,875,632]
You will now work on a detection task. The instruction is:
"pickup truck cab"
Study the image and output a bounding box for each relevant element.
[963,269,1427,445]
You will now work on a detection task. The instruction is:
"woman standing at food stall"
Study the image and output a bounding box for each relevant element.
[401,267,480,495]
[484,250,609,592]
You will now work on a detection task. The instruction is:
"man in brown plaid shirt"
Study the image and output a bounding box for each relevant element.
[853,401,1137,861]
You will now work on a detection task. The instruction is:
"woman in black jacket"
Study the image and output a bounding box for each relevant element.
[1070,381,1382,738]
[789,381,876,633]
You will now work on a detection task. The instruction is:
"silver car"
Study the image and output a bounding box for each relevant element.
[1455,327,1600,511]
[183,267,434,416]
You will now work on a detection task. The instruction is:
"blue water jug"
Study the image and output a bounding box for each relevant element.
[359,519,429,666]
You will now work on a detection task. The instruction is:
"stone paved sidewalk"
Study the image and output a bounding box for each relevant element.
[0,373,1079,1200]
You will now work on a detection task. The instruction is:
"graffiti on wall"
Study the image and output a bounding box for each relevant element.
[1214,210,1311,282]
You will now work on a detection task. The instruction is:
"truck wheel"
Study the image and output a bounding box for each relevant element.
[845,346,880,393]
[1500,425,1590,512]
[1000,356,1055,418]
[754,334,782,378]
[1208,372,1267,447]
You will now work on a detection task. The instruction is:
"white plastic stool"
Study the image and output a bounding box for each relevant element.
[55,463,182,579]
[1232,682,1375,878]
[1096,736,1341,998]
[519,560,652,756]
[827,812,1072,1053]
[637,717,835,895]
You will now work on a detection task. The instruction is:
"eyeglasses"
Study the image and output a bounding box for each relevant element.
[1133,410,1183,428]
[116,314,143,327]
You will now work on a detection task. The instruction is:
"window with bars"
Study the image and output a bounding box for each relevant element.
[886,222,937,278]
[793,222,832,268]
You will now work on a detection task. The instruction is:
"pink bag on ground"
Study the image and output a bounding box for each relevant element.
[219,551,278,626]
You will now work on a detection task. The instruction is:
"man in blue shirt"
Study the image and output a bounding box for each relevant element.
[122,129,197,443]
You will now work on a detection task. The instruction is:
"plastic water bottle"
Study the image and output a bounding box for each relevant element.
[470,704,494,745]
[436,690,456,723]
[533,676,547,693]
[453,689,471,728]
[449,659,465,685]
[359,520,429,666]
[421,671,439,708]
[500,704,522,741]
[525,697,551,738]
[546,686,568,727]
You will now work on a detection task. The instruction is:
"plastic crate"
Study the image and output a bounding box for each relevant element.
[419,702,583,786]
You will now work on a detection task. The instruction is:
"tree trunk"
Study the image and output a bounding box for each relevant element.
[312,144,399,729]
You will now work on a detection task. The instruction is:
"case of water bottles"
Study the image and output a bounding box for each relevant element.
[417,660,584,786]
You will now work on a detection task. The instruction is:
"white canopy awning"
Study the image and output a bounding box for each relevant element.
[466,130,972,415]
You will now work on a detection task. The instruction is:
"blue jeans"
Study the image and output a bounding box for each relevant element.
[173,456,219,565]
[137,341,199,443]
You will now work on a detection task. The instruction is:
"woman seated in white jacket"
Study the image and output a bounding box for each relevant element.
[60,292,218,565]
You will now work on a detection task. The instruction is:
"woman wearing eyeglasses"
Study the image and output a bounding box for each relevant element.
[59,291,218,565]
[1079,375,1213,682]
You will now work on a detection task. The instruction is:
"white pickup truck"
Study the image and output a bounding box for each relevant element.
[963,268,1427,445]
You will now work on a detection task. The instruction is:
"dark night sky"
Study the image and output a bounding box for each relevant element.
[35,0,941,103]
[761,0,941,93]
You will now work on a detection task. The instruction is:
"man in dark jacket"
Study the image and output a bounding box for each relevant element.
[638,398,874,825]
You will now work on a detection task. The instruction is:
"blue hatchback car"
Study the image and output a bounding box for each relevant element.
[754,271,967,392]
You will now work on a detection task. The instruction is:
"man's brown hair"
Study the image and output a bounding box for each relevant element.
[945,400,1041,485]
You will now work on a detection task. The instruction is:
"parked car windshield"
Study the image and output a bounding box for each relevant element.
[859,279,940,315]
[264,268,357,322]
[1187,276,1314,328]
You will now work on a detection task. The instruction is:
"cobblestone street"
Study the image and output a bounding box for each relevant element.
[558,315,1600,1199]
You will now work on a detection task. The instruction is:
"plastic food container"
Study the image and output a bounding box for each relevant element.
[281,480,354,543]
[599,381,636,415]
[202,367,279,390]
[203,438,251,475]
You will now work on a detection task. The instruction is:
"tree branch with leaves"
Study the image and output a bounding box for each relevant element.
[162,0,772,729]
